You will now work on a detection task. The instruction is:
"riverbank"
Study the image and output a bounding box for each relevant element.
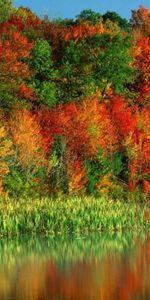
[0,196,149,237]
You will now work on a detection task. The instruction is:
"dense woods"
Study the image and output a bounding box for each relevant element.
[0,2,150,198]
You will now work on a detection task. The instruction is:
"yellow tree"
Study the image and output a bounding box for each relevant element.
[10,110,45,175]
[0,120,13,195]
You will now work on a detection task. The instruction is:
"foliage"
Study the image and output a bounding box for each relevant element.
[0,119,13,195]
[92,33,134,94]
[28,38,57,108]
[76,9,102,25]
[0,196,148,236]
[10,109,45,173]
[0,24,33,110]
[103,11,129,31]
[132,36,150,105]
[131,5,150,36]
[0,4,149,197]
[0,0,13,24]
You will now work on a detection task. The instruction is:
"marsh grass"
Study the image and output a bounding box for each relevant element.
[0,196,149,237]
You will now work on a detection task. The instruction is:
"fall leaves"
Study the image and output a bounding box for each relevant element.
[0,4,150,197]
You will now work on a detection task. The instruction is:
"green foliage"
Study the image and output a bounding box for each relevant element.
[111,152,124,176]
[76,9,102,25]
[103,11,130,31]
[30,39,53,76]
[4,169,37,198]
[60,32,134,102]
[59,40,97,102]
[53,17,74,27]
[37,81,56,108]
[48,136,68,194]
[84,152,126,196]
[92,33,134,94]
[0,196,148,237]
[0,0,13,23]
[84,152,111,196]
[29,38,58,107]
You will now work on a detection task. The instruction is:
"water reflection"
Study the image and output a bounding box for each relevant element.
[0,233,150,300]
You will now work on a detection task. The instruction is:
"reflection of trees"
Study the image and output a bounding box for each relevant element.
[0,237,150,299]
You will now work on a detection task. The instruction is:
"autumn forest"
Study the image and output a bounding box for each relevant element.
[0,1,150,200]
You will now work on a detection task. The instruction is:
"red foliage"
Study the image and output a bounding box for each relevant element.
[143,180,150,193]
[0,8,41,36]
[37,96,119,160]
[111,96,137,138]
[110,96,150,191]
[41,21,67,60]
[18,83,36,101]
[132,37,150,104]
[35,109,61,154]
[0,29,33,79]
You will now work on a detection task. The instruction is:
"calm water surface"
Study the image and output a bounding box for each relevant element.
[0,233,150,300]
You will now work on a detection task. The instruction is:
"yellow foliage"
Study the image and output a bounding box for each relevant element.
[10,110,45,172]
[0,122,13,195]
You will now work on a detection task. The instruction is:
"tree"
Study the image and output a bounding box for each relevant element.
[92,33,134,95]
[131,6,150,36]
[76,9,102,25]
[9,7,41,40]
[0,26,33,111]
[40,20,67,61]
[132,37,150,105]
[10,110,45,173]
[103,11,129,32]
[0,0,13,24]
[0,116,13,195]
[28,38,57,108]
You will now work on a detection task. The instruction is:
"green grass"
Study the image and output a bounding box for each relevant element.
[0,196,149,237]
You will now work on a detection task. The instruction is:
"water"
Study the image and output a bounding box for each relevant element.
[0,233,150,300]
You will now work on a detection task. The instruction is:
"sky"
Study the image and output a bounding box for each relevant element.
[13,0,150,20]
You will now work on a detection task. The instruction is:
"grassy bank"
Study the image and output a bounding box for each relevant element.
[0,196,149,237]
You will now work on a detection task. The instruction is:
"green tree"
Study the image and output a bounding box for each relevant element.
[28,38,58,108]
[92,33,134,95]
[60,32,133,102]
[0,0,13,23]
[103,11,130,32]
[76,9,102,25]
[59,40,98,103]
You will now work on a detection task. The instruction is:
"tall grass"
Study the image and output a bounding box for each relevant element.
[0,196,149,237]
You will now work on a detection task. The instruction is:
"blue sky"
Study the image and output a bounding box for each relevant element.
[13,0,150,20]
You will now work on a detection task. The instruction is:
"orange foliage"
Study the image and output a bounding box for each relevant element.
[10,110,45,171]
[131,5,150,36]
[64,22,106,42]
[18,83,36,101]
[143,180,150,194]
[132,37,150,103]
[0,30,33,79]
[68,158,87,193]
[111,96,150,191]
[80,97,119,156]
[111,96,137,139]
[57,102,89,158]
[36,109,61,154]
[56,97,119,158]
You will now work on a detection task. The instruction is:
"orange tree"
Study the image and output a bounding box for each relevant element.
[0,20,33,111]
